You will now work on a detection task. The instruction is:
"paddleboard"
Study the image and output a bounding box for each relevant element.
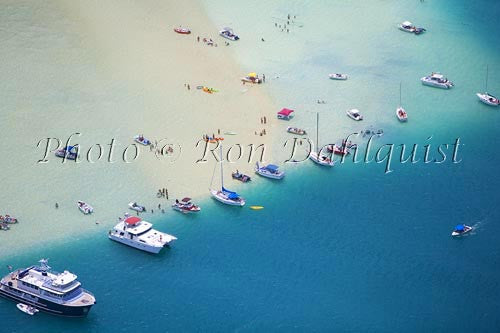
[250,206,264,210]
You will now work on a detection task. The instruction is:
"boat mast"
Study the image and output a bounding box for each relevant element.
[485,65,489,93]
[316,112,319,153]
[399,82,402,106]
[219,144,224,190]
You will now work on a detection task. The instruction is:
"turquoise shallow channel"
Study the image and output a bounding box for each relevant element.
[1,0,500,332]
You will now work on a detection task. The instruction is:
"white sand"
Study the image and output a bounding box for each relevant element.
[0,0,278,253]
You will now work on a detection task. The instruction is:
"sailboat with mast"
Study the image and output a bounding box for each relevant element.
[476,65,499,106]
[309,112,335,166]
[209,144,246,206]
[396,82,408,121]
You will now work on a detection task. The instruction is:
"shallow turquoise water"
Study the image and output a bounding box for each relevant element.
[1,0,500,332]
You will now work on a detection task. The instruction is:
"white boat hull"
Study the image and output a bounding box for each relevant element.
[128,202,146,212]
[476,93,500,106]
[17,303,38,315]
[254,169,285,179]
[210,190,245,206]
[452,226,473,237]
[77,201,93,214]
[108,234,165,253]
[396,107,408,122]
[421,78,453,89]
[329,74,347,80]
[309,152,335,166]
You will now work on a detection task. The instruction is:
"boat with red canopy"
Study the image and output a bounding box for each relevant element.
[277,108,294,120]
[172,197,201,214]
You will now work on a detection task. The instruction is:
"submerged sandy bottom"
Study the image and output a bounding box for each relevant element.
[0,0,279,253]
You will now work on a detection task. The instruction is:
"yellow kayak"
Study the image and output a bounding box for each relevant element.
[250,206,264,210]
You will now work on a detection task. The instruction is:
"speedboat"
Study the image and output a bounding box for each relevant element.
[241,73,262,84]
[396,107,408,122]
[255,162,285,179]
[17,303,39,315]
[421,72,454,89]
[172,198,201,214]
[174,27,191,34]
[210,188,245,206]
[329,73,348,80]
[128,202,146,212]
[55,145,78,160]
[477,92,500,106]
[346,109,363,121]
[77,201,93,214]
[134,135,151,146]
[287,127,306,135]
[232,171,251,182]
[0,215,18,224]
[219,27,239,41]
[109,216,177,253]
[398,21,426,34]
[452,224,473,237]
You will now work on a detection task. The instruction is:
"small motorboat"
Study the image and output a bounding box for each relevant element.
[329,73,348,80]
[134,135,151,146]
[128,202,146,212]
[0,223,10,230]
[174,27,191,34]
[421,72,454,89]
[396,107,408,122]
[219,27,239,41]
[232,171,251,183]
[0,215,18,224]
[17,303,39,315]
[255,162,285,179]
[55,145,78,160]
[77,201,93,214]
[398,21,426,34]
[477,92,500,106]
[172,198,201,214]
[452,224,473,237]
[241,73,262,84]
[286,127,306,135]
[346,109,363,121]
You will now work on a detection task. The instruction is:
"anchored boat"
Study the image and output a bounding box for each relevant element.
[172,198,201,214]
[421,72,454,89]
[109,216,177,253]
[0,259,95,317]
[77,201,93,215]
[219,27,239,41]
[255,162,285,179]
[477,66,500,106]
[210,145,245,206]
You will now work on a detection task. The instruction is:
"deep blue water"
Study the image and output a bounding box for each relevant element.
[2,0,500,332]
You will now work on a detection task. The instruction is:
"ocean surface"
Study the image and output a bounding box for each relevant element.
[1,0,500,332]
